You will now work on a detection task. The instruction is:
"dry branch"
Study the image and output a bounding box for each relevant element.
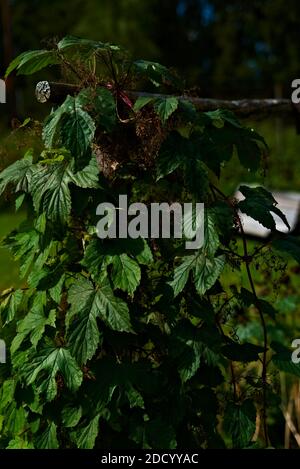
[35,81,298,118]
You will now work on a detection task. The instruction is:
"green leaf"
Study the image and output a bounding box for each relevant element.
[184,158,209,199]
[135,238,153,265]
[78,88,117,132]
[58,36,120,56]
[60,100,96,159]
[30,157,97,224]
[62,404,82,428]
[224,400,256,448]
[35,422,59,449]
[0,379,16,412]
[0,289,23,325]
[205,109,242,129]
[0,151,34,196]
[170,211,224,297]
[198,127,235,177]
[170,253,225,298]
[96,278,134,333]
[67,303,102,366]
[67,277,133,364]
[5,403,27,435]
[154,97,178,123]
[272,236,300,264]
[71,414,100,449]
[222,341,265,362]
[6,50,59,77]
[235,129,262,172]
[15,193,26,211]
[111,254,141,295]
[156,132,200,180]
[43,95,95,159]
[271,342,300,378]
[193,254,225,296]
[169,255,196,297]
[133,96,154,112]
[70,155,99,188]
[11,292,56,354]
[134,60,181,88]
[6,436,34,449]
[31,162,72,224]
[238,185,290,231]
[169,323,204,382]
[23,346,83,401]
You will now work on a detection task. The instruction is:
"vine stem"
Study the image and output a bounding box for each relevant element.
[210,182,270,446]
[237,216,269,447]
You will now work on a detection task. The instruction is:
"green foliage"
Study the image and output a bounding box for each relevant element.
[224,400,256,448]
[238,185,290,231]
[0,36,297,450]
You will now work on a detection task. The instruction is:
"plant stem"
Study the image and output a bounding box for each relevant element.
[237,216,269,447]
[210,182,270,446]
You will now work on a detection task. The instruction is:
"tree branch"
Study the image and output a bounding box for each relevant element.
[35,81,297,118]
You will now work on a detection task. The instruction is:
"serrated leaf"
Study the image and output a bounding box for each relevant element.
[62,404,82,428]
[0,289,23,325]
[0,151,34,196]
[169,255,195,297]
[111,254,141,295]
[67,305,102,366]
[238,185,290,231]
[11,292,56,354]
[43,95,95,160]
[154,97,178,123]
[31,162,72,224]
[60,100,96,159]
[31,155,100,224]
[224,400,256,448]
[5,403,27,435]
[6,436,34,449]
[70,155,99,188]
[170,211,224,297]
[23,346,83,401]
[71,414,100,449]
[0,379,16,412]
[193,254,225,296]
[96,278,134,332]
[35,422,59,449]
[67,277,133,364]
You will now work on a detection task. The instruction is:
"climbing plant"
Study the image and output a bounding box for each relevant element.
[0,36,299,449]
